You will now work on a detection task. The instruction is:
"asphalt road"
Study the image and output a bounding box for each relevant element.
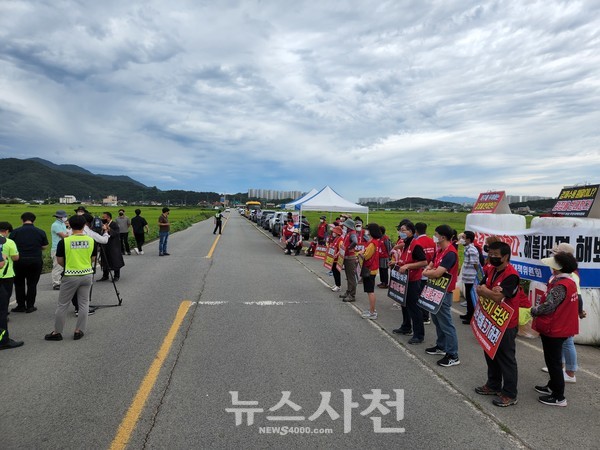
[1,212,598,449]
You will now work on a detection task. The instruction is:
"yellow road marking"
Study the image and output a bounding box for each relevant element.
[206,216,228,258]
[110,300,192,450]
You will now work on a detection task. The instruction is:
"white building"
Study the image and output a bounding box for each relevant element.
[59,195,77,204]
[102,195,118,206]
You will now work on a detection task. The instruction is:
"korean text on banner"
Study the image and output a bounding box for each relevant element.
[387,266,409,306]
[417,273,452,315]
[470,295,515,359]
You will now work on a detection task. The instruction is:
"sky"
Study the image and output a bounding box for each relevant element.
[1,0,599,202]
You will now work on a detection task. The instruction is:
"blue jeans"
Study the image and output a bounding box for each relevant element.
[159,231,169,254]
[562,336,577,371]
[431,293,459,358]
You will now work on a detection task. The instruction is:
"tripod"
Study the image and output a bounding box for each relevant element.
[89,243,123,308]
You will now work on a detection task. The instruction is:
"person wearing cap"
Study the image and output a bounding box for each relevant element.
[8,213,49,313]
[339,218,358,302]
[329,226,344,292]
[284,228,303,255]
[539,243,586,383]
[474,241,530,407]
[531,252,579,407]
[422,224,460,368]
[50,210,70,290]
[316,215,328,245]
[0,229,24,350]
[158,207,171,256]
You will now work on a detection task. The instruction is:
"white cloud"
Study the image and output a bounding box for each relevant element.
[1,0,599,201]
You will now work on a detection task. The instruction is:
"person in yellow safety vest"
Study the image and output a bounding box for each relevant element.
[0,225,24,351]
[44,215,97,342]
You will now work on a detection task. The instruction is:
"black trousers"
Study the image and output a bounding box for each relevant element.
[120,232,131,254]
[541,334,567,400]
[134,232,145,251]
[0,278,14,342]
[332,262,341,287]
[406,280,425,340]
[213,221,222,234]
[13,257,43,309]
[464,283,474,320]
[379,267,389,286]
[485,327,518,398]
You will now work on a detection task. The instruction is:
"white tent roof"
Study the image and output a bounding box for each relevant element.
[295,185,368,213]
[284,188,318,210]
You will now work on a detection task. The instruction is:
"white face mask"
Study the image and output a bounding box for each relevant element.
[433,235,439,244]
[342,226,347,235]
[458,239,466,245]
[61,217,67,223]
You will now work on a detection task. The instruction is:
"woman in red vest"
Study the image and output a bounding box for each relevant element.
[358,223,381,320]
[531,252,579,407]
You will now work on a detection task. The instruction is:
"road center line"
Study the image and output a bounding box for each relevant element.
[110,300,192,450]
[205,216,228,258]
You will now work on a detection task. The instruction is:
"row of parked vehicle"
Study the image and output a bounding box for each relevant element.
[244,209,311,240]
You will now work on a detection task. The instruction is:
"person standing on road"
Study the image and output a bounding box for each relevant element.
[131,209,148,254]
[415,222,436,325]
[459,231,481,325]
[0,229,24,350]
[377,226,392,289]
[115,209,132,255]
[98,212,124,281]
[397,221,428,344]
[422,224,460,368]
[531,252,579,407]
[44,215,97,342]
[213,209,223,235]
[158,207,171,256]
[50,210,70,290]
[9,212,48,312]
[317,215,328,245]
[329,226,344,292]
[359,223,381,320]
[475,241,528,407]
[339,218,358,303]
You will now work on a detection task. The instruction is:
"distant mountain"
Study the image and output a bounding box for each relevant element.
[0,158,245,205]
[28,158,147,188]
[436,195,476,204]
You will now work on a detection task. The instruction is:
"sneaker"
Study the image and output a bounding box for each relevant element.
[392,302,403,309]
[88,308,95,316]
[0,338,24,350]
[541,366,549,373]
[425,345,445,355]
[534,385,552,395]
[342,297,356,303]
[538,395,567,407]
[437,354,460,367]
[423,319,431,325]
[493,395,518,407]
[475,385,501,396]
[75,310,78,317]
[163,252,170,256]
[408,337,423,344]
[460,301,467,307]
[331,286,341,292]
[11,306,26,313]
[563,370,576,383]
[44,332,63,341]
[339,293,348,299]
[134,248,140,255]
[393,328,412,335]
[361,311,378,320]
[327,271,333,277]
[53,285,61,290]
[140,250,144,255]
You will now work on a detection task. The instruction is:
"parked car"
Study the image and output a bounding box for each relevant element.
[271,211,288,237]
[258,210,275,228]
[300,216,310,241]
[263,213,275,229]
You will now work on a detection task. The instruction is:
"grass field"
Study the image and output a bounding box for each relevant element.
[0,204,214,271]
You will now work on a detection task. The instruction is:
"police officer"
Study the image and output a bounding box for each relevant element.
[213,209,223,234]
[45,215,97,341]
[0,230,24,350]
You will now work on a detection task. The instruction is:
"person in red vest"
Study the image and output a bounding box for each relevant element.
[329,226,344,292]
[339,219,358,302]
[422,224,460,367]
[475,241,530,407]
[316,215,328,245]
[397,221,428,344]
[415,222,436,325]
[359,223,381,319]
[531,252,579,407]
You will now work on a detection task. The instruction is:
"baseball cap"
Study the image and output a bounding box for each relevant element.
[550,243,575,255]
[541,256,562,271]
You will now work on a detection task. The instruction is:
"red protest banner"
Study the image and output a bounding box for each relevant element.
[470,296,515,359]
[323,246,336,270]
[314,245,327,260]
[471,191,505,214]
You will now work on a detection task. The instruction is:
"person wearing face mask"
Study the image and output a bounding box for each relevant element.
[390,219,411,330]
[115,209,132,255]
[50,210,70,290]
[422,224,460,367]
[329,226,344,292]
[474,241,528,407]
[377,226,392,289]
[8,212,48,313]
[531,252,579,407]
[459,231,481,324]
[317,215,328,245]
[359,223,382,319]
[339,218,358,302]
[414,222,436,325]
[97,212,125,282]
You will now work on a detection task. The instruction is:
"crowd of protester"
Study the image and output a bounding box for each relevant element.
[281,213,586,408]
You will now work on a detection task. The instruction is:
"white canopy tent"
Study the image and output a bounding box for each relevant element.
[294,185,369,223]
[284,188,319,210]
